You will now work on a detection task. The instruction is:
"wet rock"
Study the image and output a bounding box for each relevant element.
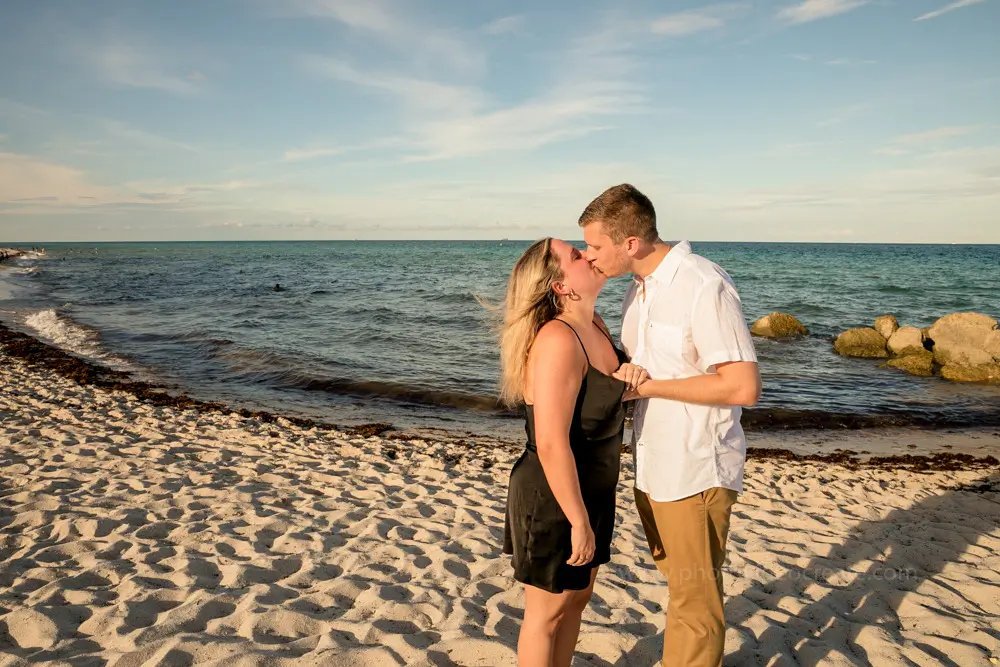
[940,363,1000,383]
[834,327,888,358]
[928,312,1000,383]
[887,326,925,357]
[929,312,1000,366]
[750,312,808,338]
[884,350,934,376]
[874,314,899,340]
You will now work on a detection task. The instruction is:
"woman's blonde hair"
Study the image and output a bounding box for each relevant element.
[497,238,564,407]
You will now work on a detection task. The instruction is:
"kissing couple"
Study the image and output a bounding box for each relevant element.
[498,184,762,667]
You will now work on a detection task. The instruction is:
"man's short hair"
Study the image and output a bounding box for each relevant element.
[578,183,658,244]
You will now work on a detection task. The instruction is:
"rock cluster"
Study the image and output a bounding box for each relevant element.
[834,312,1000,382]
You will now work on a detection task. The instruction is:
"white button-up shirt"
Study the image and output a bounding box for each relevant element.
[621,241,758,503]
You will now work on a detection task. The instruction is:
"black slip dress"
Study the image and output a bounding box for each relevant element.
[502,319,627,593]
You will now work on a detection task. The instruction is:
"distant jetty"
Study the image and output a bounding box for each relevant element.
[0,248,27,263]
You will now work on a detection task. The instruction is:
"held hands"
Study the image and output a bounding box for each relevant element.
[613,363,649,401]
[566,521,596,566]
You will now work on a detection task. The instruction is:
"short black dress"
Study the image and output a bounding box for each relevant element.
[503,319,627,593]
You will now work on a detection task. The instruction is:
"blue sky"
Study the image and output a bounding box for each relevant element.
[0,0,997,242]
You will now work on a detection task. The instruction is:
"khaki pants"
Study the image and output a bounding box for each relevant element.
[634,487,738,667]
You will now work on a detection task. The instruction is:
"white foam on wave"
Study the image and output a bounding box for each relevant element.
[23,309,132,370]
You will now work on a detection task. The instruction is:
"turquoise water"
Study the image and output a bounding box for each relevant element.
[1,241,998,435]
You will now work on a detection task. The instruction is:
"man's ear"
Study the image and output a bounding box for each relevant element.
[625,237,640,256]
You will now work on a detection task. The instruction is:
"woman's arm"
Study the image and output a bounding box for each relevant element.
[529,323,589,529]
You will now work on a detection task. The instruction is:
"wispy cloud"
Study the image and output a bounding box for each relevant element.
[278,0,482,75]
[777,0,868,24]
[482,15,524,35]
[874,147,909,156]
[281,137,403,163]
[816,103,868,127]
[282,147,352,163]
[0,97,199,156]
[0,152,119,206]
[301,15,645,163]
[776,140,841,153]
[102,120,200,153]
[303,57,485,113]
[89,39,207,95]
[825,57,876,65]
[307,56,636,162]
[650,4,749,36]
[913,0,987,21]
[892,125,983,144]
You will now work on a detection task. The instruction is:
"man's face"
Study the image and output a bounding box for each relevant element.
[583,221,631,278]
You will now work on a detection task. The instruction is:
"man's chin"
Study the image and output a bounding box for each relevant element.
[596,266,621,278]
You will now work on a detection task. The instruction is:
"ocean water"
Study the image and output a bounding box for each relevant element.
[1,241,999,437]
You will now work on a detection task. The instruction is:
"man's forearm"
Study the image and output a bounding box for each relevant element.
[637,373,757,406]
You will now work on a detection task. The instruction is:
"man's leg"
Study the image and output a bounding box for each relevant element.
[647,488,738,667]
[634,487,670,579]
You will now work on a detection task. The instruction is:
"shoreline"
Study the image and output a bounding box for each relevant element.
[1,321,997,472]
[2,329,999,665]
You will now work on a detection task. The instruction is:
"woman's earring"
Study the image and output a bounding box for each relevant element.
[568,289,580,301]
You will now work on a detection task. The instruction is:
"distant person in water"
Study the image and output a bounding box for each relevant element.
[497,238,646,667]
[580,184,761,667]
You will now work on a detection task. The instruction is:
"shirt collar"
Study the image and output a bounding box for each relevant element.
[634,240,691,289]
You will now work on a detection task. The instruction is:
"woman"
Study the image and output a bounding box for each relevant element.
[498,238,645,667]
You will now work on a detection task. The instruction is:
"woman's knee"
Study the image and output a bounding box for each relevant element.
[553,586,593,618]
[524,590,591,629]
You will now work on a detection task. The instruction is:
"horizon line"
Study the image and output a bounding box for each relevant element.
[3,240,999,246]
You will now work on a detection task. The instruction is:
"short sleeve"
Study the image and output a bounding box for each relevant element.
[691,278,757,370]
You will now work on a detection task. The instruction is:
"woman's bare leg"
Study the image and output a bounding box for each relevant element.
[552,568,598,667]
[518,570,599,667]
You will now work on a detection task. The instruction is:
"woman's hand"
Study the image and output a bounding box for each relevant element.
[566,521,596,566]
[613,363,649,392]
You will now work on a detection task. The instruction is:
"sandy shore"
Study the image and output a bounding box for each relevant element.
[2,354,999,666]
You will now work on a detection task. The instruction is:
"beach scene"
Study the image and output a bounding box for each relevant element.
[2,1,1000,666]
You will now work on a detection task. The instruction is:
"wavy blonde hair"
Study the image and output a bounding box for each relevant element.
[496,238,564,407]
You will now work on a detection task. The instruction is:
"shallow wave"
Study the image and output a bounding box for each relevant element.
[288,374,506,413]
[23,309,132,370]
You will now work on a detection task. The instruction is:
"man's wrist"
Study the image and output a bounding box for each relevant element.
[638,379,661,398]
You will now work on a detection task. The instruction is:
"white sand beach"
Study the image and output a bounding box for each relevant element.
[2,355,999,667]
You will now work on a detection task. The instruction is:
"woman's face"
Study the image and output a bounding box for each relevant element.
[550,238,606,299]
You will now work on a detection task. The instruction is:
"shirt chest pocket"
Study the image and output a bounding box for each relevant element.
[645,320,689,374]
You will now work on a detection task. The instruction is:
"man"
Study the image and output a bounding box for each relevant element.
[579,184,761,667]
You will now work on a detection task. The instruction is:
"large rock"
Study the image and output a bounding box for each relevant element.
[928,312,1000,367]
[750,312,808,338]
[887,326,925,357]
[940,363,1000,383]
[874,314,899,340]
[884,350,934,376]
[834,328,888,358]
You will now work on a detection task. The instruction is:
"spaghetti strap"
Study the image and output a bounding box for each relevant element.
[553,318,590,364]
[594,319,617,348]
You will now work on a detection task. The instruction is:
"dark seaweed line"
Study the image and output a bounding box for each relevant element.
[0,322,398,440]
